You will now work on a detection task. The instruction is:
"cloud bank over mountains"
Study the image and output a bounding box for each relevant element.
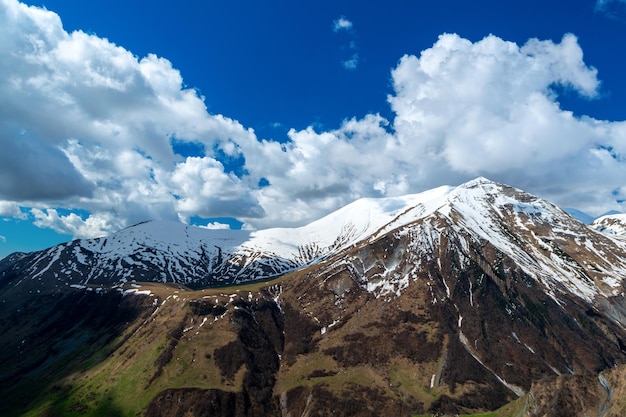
[1,0,625,238]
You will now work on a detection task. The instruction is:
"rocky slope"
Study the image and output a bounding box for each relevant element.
[2,177,626,416]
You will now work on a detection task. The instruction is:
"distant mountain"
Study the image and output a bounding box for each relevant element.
[591,213,626,239]
[563,207,595,224]
[2,177,626,416]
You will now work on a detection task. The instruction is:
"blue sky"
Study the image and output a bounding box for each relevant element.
[1,0,626,258]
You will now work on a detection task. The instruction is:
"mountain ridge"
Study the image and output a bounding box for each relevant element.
[3,181,459,290]
[5,176,624,292]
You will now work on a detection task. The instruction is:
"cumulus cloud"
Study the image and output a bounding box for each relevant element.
[0,235,6,243]
[389,33,600,173]
[167,156,264,221]
[199,222,231,230]
[1,0,626,241]
[0,0,259,237]
[385,33,625,213]
[0,201,26,218]
[245,33,624,223]
[239,114,403,227]
[31,208,117,239]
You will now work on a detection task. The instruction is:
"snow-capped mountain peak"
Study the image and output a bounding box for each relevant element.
[2,177,626,311]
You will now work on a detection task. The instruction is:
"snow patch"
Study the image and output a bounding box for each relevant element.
[459,331,525,397]
[69,284,86,290]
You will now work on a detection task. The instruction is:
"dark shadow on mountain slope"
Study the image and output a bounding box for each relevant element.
[0,289,151,416]
[37,383,126,417]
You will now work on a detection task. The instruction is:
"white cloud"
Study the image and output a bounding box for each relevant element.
[0,0,259,236]
[243,33,625,224]
[0,235,6,243]
[342,53,359,70]
[332,15,358,70]
[386,33,621,212]
[333,16,353,32]
[31,208,117,239]
[240,114,406,228]
[199,222,231,230]
[0,201,26,218]
[596,0,626,19]
[167,156,264,221]
[1,0,625,241]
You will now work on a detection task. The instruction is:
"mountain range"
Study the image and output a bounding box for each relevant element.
[2,177,626,416]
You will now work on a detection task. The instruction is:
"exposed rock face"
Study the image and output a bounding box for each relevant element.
[2,178,626,416]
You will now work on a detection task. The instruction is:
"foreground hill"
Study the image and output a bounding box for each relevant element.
[2,177,626,416]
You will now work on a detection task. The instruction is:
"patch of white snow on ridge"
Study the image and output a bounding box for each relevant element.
[244,185,455,261]
[592,213,626,239]
[73,245,88,265]
[30,245,65,280]
[123,288,152,296]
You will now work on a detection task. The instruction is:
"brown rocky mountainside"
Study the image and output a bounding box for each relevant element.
[1,178,626,416]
